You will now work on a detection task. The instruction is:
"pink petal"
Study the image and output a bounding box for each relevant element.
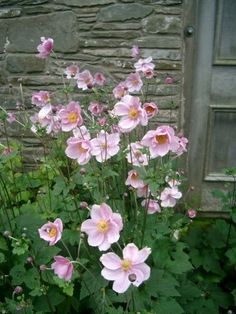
[98,238,112,251]
[106,225,120,244]
[123,243,139,260]
[133,263,151,281]
[112,273,131,293]
[81,219,97,233]
[100,253,121,270]
[101,268,122,280]
[87,230,104,247]
[133,247,151,264]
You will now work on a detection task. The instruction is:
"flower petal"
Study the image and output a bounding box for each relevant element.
[100,252,121,270]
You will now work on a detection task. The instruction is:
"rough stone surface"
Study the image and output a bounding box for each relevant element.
[135,36,181,48]
[6,54,45,73]
[3,11,78,53]
[142,15,181,34]
[98,4,153,22]
[53,0,115,6]
[0,8,21,18]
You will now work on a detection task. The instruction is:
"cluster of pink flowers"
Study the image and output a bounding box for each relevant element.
[34,38,190,295]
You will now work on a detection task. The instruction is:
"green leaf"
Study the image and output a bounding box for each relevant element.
[0,252,5,263]
[53,276,74,296]
[24,268,41,289]
[35,245,61,265]
[0,236,8,251]
[63,229,80,246]
[80,268,108,300]
[167,243,193,274]
[153,298,184,314]
[10,264,25,285]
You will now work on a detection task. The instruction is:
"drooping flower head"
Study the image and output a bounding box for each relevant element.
[100,243,151,293]
[81,203,123,251]
[143,102,158,119]
[141,125,178,158]
[125,72,143,93]
[90,130,120,162]
[94,72,106,86]
[77,70,94,90]
[36,37,54,59]
[88,102,104,116]
[125,169,145,189]
[31,91,51,107]
[113,95,148,133]
[38,218,63,246]
[7,112,16,124]
[65,65,80,79]
[131,45,140,58]
[126,142,148,167]
[141,199,161,214]
[134,57,155,74]
[58,101,83,132]
[113,81,129,99]
[51,256,73,281]
[160,186,182,208]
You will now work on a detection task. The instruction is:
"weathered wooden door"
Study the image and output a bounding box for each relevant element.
[184,0,236,210]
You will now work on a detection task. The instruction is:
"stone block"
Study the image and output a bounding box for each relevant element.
[136,35,181,48]
[1,11,78,53]
[53,0,115,6]
[6,54,45,73]
[142,49,181,61]
[98,3,153,22]
[93,22,141,31]
[142,14,181,34]
[0,8,21,18]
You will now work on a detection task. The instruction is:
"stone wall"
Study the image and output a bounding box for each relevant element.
[0,0,183,165]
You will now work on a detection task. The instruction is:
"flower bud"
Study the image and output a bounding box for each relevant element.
[80,168,86,175]
[3,231,11,238]
[26,256,34,265]
[14,286,23,295]
[80,201,88,209]
[128,273,137,282]
[40,264,47,271]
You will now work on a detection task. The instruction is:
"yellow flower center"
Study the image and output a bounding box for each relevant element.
[121,259,132,272]
[48,227,57,238]
[128,107,139,120]
[68,112,78,123]
[97,220,109,233]
[155,134,168,145]
[78,143,87,153]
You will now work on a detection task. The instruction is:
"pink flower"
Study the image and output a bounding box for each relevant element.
[173,135,188,156]
[94,72,106,86]
[125,170,145,189]
[160,186,182,208]
[100,243,151,293]
[143,102,158,119]
[144,68,154,79]
[126,142,148,167]
[90,131,120,162]
[88,102,104,116]
[113,95,148,133]
[65,65,80,79]
[136,185,150,198]
[38,218,63,246]
[31,91,50,107]
[164,76,175,84]
[36,37,53,59]
[51,256,73,281]
[134,57,155,74]
[113,82,129,99]
[141,125,179,158]
[98,117,107,127]
[65,137,92,165]
[125,72,143,93]
[72,125,91,140]
[7,112,16,123]
[81,203,123,251]
[59,101,83,132]
[2,147,13,156]
[187,209,197,219]
[131,45,140,58]
[141,199,161,214]
[77,70,94,90]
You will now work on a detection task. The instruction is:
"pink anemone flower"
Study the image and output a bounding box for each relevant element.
[38,218,63,246]
[31,91,50,107]
[94,72,106,86]
[90,130,120,162]
[113,81,129,99]
[36,37,54,59]
[58,101,83,132]
[65,137,92,165]
[125,72,143,93]
[160,186,182,208]
[81,203,123,251]
[134,57,155,73]
[141,125,179,158]
[141,199,161,214]
[131,45,140,58]
[143,102,158,119]
[125,169,145,189]
[113,95,148,133]
[51,256,73,281]
[126,142,148,167]
[76,70,94,90]
[100,243,151,293]
[65,65,80,79]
